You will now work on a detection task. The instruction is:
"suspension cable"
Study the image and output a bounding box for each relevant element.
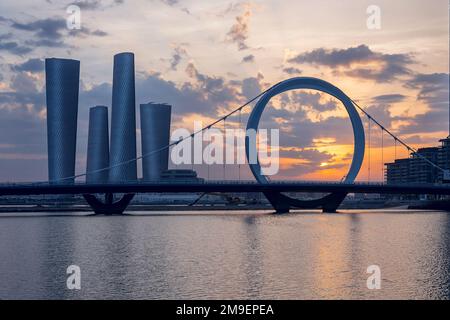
[207,144,210,181]
[191,138,194,171]
[381,128,384,183]
[238,108,242,181]
[394,138,397,160]
[368,116,371,182]
[350,98,445,172]
[223,117,226,180]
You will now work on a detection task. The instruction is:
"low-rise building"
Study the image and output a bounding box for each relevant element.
[385,137,450,185]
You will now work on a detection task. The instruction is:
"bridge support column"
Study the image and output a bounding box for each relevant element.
[263,192,290,214]
[263,191,348,214]
[321,193,348,213]
[83,193,135,215]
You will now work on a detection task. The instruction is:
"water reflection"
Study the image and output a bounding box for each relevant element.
[241,215,264,299]
[0,210,449,299]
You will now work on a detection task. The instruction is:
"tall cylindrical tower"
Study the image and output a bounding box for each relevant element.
[86,106,109,183]
[45,58,80,184]
[109,52,137,182]
[140,103,172,181]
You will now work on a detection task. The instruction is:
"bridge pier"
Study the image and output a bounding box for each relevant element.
[321,193,348,213]
[83,193,135,215]
[263,192,291,214]
[263,191,347,214]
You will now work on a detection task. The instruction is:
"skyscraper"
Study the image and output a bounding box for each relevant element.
[109,52,137,182]
[140,103,172,181]
[45,58,80,184]
[86,106,109,183]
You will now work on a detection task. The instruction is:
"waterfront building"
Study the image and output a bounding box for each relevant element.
[86,106,109,183]
[45,58,80,184]
[140,103,172,181]
[385,138,450,184]
[109,52,137,182]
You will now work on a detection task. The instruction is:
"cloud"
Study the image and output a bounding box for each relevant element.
[363,104,396,131]
[11,73,40,94]
[184,62,240,109]
[90,30,108,37]
[24,39,68,48]
[11,17,67,39]
[11,58,44,73]
[397,73,450,135]
[63,0,125,11]
[282,67,302,75]
[0,33,33,55]
[274,148,338,179]
[406,73,449,103]
[291,91,338,112]
[288,44,415,82]
[255,108,356,179]
[0,40,32,55]
[151,0,192,15]
[79,81,112,108]
[254,91,354,149]
[284,148,333,164]
[226,4,252,51]
[241,54,255,63]
[5,16,108,49]
[169,45,187,71]
[160,0,178,5]
[0,72,45,112]
[372,94,406,104]
[70,0,103,10]
[0,33,12,40]
[289,45,374,67]
[0,74,47,180]
[0,107,45,152]
[240,73,264,100]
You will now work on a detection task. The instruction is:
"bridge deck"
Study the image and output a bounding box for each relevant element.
[1,181,450,196]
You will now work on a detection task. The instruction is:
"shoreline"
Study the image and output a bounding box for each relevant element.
[0,202,413,213]
[2,200,448,215]
[0,204,273,213]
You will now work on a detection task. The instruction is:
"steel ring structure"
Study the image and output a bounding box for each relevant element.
[245,77,365,212]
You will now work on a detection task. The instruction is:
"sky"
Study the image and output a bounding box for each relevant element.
[0,0,448,182]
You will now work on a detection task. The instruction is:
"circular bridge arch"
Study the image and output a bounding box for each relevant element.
[245,77,365,210]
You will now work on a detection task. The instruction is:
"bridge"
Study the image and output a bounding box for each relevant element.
[1,77,449,214]
[2,181,450,197]
[2,181,450,214]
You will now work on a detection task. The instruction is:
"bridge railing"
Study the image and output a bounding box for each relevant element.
[1,180,450,189]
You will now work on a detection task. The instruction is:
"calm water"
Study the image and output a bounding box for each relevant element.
[0,209,449,300]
